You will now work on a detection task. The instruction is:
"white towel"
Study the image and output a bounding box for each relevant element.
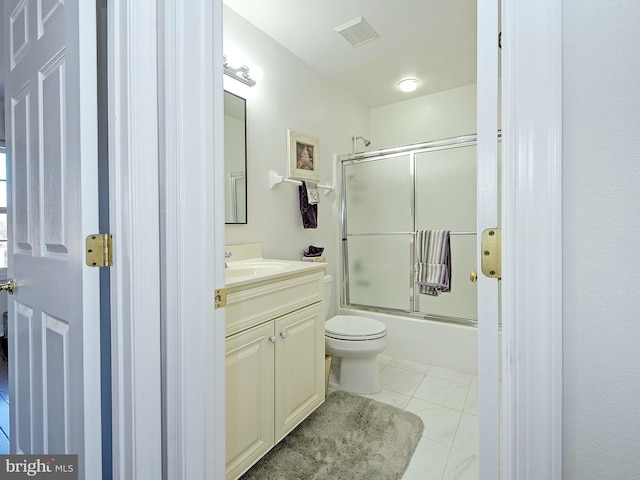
[305,181,320,205]
[415,230,451,296]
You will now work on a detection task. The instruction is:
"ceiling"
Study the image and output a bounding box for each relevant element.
[0,1,477,108]
[223,0,477,108]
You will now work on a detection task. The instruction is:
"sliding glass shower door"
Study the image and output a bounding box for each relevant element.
[414,146,477,321]
[341,137,479,325]
[343,153,412,311]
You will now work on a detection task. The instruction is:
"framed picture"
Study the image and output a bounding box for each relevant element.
[287,128,320,182]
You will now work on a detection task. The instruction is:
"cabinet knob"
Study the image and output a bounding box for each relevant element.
[279,331,288,339]
[269,335,277,343]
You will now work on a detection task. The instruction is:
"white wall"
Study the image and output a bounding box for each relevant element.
[223,6,369,281]
[370,84,477,147]
[563,1,640,478]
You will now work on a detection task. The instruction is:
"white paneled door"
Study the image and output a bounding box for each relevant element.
[4,1,102,478]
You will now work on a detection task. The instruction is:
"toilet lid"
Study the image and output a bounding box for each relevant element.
[325,315,387,340]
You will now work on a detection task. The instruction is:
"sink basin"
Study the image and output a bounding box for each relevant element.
[225,260,289,279]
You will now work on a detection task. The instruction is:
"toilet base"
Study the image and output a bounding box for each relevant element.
[328,355,381,394]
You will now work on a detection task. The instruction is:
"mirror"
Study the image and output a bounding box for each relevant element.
[224,90,247,224]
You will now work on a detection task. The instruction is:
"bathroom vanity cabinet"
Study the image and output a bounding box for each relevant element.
[224,266,325,480]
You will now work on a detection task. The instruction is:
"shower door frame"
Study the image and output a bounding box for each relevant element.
[338,133,482,327]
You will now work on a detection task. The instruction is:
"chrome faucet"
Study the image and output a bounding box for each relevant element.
[224,251,232,268]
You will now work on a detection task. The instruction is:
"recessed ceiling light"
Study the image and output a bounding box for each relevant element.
[398,78,419,93]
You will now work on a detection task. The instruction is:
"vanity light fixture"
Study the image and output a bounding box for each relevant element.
[223,54,261,87]
[398,78,419,93]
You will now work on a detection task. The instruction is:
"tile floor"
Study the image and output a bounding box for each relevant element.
[0,348,479,476]
[329,354,479,480]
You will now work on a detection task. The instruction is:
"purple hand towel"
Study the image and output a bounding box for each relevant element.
[299,181,318,229]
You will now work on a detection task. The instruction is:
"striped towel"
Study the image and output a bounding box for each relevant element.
[415,230,451,296]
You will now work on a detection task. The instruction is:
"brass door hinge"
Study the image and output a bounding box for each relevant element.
[481,228,501,279]
[214,288,227,309]
[86,234,113,267]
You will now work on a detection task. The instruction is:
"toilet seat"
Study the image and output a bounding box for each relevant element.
[325,315,387,341]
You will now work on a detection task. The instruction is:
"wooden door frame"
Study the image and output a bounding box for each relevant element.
[501,1,563,479]
[107,0,225,478]
[156,0,226,479]
[107,1,162,478]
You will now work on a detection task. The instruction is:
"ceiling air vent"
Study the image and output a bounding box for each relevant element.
[334,16,380,47]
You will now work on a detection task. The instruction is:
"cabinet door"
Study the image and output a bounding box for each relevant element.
[274,302,325,442]
[226,322,275,480]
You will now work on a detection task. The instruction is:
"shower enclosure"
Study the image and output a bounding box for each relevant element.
[339,134,481,326]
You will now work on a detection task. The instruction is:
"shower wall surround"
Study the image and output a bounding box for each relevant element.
[371,84,478,146]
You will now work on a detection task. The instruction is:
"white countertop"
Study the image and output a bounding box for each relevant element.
[225,258,326,288]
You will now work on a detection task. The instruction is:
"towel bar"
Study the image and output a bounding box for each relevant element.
[269,171,334,195]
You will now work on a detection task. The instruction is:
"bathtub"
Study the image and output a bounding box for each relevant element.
[337,307,478,375]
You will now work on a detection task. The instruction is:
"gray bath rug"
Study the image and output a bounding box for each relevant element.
[240,390,424,480]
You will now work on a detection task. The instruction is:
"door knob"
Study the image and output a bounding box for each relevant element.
[0,278,15,295]
[280,331,288,339]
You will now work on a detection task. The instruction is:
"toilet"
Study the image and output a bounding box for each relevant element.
[324,275,387,394]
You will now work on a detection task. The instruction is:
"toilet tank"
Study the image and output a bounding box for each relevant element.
[323,275,334,320]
